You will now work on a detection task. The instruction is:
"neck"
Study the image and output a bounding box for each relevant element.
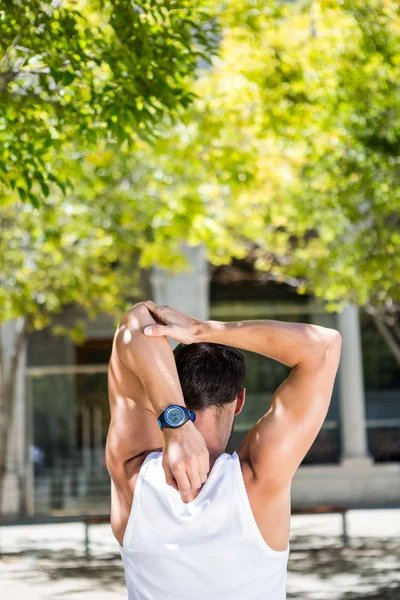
[177,411,232,504]
[194,410,232,466]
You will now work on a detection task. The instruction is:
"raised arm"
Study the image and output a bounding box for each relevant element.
[143,301,342,490]
[107,302,209,496]
[198,319,341,486]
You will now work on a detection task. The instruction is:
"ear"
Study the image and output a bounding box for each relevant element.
[234,387,246,416]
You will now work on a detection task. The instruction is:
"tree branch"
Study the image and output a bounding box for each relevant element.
[392,319,400,344]
[0,32,21,70]
[372,314,400,367]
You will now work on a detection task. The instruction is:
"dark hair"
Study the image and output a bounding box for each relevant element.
[173,342,245,412]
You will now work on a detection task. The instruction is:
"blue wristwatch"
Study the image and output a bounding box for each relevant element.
[157,405,196,430]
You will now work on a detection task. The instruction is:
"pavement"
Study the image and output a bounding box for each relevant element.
[0,509,399,599]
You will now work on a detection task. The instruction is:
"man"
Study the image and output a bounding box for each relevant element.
[106,300,342,600]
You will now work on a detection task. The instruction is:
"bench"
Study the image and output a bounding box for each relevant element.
[82,515,110,557]
[292,504,349,545]
[81,508,350,555]
[0,506,349,557]
[0,514,110,558]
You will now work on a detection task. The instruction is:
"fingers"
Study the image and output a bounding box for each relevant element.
[163,427,210,496]
[142,300,159,312]
[172,465,192,495]
[143,301,170,322]
[163,456,193,495]
[143,324,170,337]
[200,454,210,484]
[143,300,187,325]
[162,460,179,491]
[164,457,206,495]
[142,300,173,336]
[168,456,210,495]
[186,465,202,492]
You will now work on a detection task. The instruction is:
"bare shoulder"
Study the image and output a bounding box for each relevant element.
[235,447,255,486]
[235,447,291,552]
[109,455,143,546]
[109,450,159,546]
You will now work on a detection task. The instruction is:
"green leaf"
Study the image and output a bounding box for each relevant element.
[17,187,26,201]
[62,71,76,86]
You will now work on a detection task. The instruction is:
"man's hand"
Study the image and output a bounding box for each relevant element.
[162,420,210,495]
[142,300,202,345]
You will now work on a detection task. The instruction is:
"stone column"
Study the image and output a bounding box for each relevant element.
[150,243,209,324]
[337,305,372,464]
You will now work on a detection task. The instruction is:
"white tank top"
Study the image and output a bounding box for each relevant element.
[119,450,289,600]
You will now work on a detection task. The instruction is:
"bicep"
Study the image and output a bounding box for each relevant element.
[106,351,163,475]
[242,334,342,488]
[106,398,151,464]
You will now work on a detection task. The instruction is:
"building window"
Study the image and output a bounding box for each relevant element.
[361,312,400,462]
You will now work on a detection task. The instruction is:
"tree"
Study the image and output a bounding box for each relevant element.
[3,0,400,511]
[0,189,133,508]
[0,0,220,511]
[101,0,400,363]
[0,0,219,206]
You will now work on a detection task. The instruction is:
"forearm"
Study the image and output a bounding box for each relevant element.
[112,302,209,495]
[197,319,338,368]
[115,303,186,416]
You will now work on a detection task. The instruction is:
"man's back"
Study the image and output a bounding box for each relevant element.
[107,301,341,600]
[119,451,289,600]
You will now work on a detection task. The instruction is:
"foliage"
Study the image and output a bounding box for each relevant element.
[104,0,400,319]
[0,0,219,207]
[0,188,140,335]
[3,0,400,328]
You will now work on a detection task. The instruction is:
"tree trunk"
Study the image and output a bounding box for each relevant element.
[0,317,27,516]
[392,320,400,344]
[372,315,400,368]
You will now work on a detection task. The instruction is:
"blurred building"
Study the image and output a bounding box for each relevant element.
[2,244,400,517]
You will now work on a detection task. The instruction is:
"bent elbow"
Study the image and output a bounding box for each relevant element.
[321,329,342,363]
[324,328,342,347]
[307,325,342,360]
[117,303,149,344]
[120,302,148,329]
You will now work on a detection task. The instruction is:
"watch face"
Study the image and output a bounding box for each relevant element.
[165,406,185,427]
